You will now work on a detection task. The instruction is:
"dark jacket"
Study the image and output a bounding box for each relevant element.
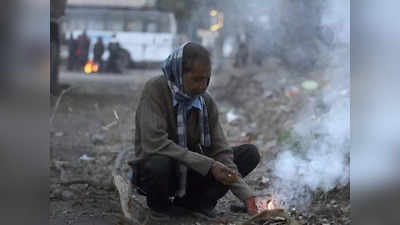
[93,41,104,60]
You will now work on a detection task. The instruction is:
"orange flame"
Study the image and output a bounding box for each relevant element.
[84,61,92,74]
[267,200,274,210]
[92,64,99,72]
[84,60,99,74]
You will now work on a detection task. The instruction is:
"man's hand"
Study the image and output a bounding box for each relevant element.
[246,197,259,215]
[230,197,267,215]
[210,160,239,185]
[246,197,269,215]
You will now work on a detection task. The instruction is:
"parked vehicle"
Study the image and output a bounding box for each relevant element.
[61,6,178,69]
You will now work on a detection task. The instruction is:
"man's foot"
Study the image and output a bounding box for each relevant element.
[148,206,186,221]
[173,198,218,218]
[194,207,218,218]
[148,210,170,222]
[230,203,247,213]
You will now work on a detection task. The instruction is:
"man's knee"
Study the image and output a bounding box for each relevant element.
[141,155,174,177]
[233,144,260,176]
[240,144,260,166]
[246,144,261,166]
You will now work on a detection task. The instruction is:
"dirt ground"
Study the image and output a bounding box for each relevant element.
[50,61,350,225]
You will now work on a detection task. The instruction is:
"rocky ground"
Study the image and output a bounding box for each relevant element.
[50,60,350,225]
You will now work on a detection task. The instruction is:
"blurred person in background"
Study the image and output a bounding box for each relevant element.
[77,30,90,69]
[106,34,120,73]
[66,33,77,71]
[93,37,104,71]
[234,40,249,68]
[128,42,262,222]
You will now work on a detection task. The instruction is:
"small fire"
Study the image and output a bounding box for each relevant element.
[84,60,99,74]
[267,200,275,210]
[92,64,99,72]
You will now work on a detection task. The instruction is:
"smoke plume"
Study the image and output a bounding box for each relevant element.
[267,0,350,210]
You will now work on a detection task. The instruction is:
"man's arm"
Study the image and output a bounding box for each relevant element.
[206,96,256,201]
[205,96,238,170]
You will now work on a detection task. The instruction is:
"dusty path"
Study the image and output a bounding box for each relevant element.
[50,65,350,225]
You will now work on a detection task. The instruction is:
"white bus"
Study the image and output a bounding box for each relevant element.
[61,5,177,66]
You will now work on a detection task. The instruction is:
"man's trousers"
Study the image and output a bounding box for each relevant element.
[132,144,260,212]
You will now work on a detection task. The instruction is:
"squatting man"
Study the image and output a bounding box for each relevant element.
[129,42,264,221]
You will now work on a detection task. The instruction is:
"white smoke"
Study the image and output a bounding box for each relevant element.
[270,87,350,209]
[268,0,350,210]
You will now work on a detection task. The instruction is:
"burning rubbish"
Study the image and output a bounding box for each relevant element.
[84,60,99,74]
[240,198,300,225]
[230,196,301,225]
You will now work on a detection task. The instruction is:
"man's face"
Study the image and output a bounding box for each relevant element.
[183,61,211,96]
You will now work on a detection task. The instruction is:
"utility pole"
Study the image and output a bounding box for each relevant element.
[50,0,67,95]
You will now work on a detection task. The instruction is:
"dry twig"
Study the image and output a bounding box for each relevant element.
[50,86,74,125]
[102,120,118,130]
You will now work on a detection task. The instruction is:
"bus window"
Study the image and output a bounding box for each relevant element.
[126,21,143,32]
[159,18,170,33]
[146,23,158,33]
[88,17,105,30]
[71,17,87,30]
[63,18,72,31]
[106,18,124,31]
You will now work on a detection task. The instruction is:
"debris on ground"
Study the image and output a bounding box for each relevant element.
[50,65,349,225]
[301,80,319,91]
[90,134,105,145]
[79,154,94,161]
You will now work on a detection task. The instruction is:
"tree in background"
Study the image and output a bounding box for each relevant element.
[156,0,196,34]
